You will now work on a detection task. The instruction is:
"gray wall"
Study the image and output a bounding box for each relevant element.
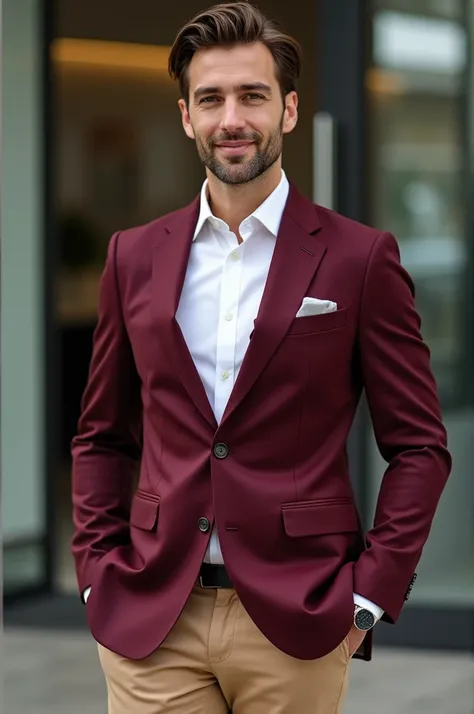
[2,0,46,589]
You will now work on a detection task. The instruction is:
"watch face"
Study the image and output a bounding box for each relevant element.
[355,608,376,631]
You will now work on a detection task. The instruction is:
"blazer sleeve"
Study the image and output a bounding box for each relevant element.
[71,232,143,595]
[353,231,451,623]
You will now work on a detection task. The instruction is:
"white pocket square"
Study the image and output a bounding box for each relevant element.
[295,297,338,318]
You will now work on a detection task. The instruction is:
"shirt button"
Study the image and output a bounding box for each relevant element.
[231,251,240,261]
[221,371,230,380]
[198,517,210,533]
[224,313,234,321]
[213,443,229,459]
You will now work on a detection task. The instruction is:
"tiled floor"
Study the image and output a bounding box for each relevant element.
[3,629,473,714]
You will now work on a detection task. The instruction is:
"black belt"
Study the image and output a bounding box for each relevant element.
[199,563,234,589]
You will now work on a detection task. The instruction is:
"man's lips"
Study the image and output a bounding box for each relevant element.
[214,141,255,153]
[215,141,254,146]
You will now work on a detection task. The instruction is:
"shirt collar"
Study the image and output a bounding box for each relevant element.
[193,170,290,241]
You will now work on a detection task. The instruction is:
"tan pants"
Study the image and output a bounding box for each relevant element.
[98,584,351,714]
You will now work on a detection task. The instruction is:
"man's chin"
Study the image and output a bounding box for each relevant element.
[208,166,255,186]
[219,173,256,186]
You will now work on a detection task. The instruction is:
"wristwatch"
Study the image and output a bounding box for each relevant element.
[354,605,376,631]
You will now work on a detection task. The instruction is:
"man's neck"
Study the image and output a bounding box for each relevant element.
[206,163,282,237]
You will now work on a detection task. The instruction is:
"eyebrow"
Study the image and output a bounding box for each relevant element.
[193,82,272,101]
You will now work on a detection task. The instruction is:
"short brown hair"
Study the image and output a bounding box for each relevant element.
[168,2,302,103]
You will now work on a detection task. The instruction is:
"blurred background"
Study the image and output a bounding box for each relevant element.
[2,0,473,712]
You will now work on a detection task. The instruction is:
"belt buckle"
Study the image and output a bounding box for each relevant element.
[199,575,216,589]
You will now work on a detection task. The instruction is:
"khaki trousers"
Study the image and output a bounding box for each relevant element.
[98,584,351,714]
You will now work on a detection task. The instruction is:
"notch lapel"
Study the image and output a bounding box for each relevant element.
[221,185,326,426]
[151,197,217,429]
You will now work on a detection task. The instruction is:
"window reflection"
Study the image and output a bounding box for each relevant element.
[368,9,468,407]
[54,41,203,325]
[367,2,474,607]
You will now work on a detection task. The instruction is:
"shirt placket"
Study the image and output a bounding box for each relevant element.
[214,242,242,425]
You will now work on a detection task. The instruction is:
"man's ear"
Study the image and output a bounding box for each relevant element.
[282,91,298,135]
[178,98,195,140]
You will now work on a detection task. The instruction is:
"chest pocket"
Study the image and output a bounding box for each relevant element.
[286,308,346,336]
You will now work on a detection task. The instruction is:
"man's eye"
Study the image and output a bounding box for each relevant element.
[243,93,265,101]
[200,96,219,104]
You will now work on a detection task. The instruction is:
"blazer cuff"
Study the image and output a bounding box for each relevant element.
[353,593,384,622]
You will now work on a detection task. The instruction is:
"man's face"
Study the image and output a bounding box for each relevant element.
[178,42,298,185]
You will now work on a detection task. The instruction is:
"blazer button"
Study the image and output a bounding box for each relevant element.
[213,443,229,459]
[198,517,210,533]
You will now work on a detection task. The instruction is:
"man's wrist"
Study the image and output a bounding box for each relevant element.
[353,593,384,623]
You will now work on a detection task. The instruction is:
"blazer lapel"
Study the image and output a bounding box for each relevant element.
[221,184,326,426]
[151,197,217,429]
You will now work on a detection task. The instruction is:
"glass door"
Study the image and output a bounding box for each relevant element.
[316,0,474,649]
[366,0,474,641]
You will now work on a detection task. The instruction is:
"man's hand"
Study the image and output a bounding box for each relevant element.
[347,624,367,657]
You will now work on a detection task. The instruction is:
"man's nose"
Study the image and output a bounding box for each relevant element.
[219,98,246,133]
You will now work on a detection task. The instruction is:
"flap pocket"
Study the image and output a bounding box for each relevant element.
[287,308,346,336]
[282,500,358,537]
[130,491,160,531]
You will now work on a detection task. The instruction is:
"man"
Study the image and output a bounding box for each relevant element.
[71,3,451,713]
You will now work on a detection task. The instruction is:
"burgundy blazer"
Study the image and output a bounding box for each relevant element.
[71,183,451,662]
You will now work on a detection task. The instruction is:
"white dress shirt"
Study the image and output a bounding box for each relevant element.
[176,171,288,562]
[85,170,383,622]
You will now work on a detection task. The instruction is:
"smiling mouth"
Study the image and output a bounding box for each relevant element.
[215,141,254,152]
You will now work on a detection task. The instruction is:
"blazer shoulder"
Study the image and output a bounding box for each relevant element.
[112,201,198,267]
[315,204,384,253]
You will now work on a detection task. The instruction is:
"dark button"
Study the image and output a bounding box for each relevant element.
[213,443,229,459]
[198,517,210,533]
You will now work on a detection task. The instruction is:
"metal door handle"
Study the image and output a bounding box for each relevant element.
[313,112,337,210]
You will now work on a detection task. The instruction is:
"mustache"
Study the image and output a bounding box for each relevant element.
[209,131,261,146]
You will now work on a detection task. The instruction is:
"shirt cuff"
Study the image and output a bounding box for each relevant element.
[353,593,384,622]
[83,586,92,604]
